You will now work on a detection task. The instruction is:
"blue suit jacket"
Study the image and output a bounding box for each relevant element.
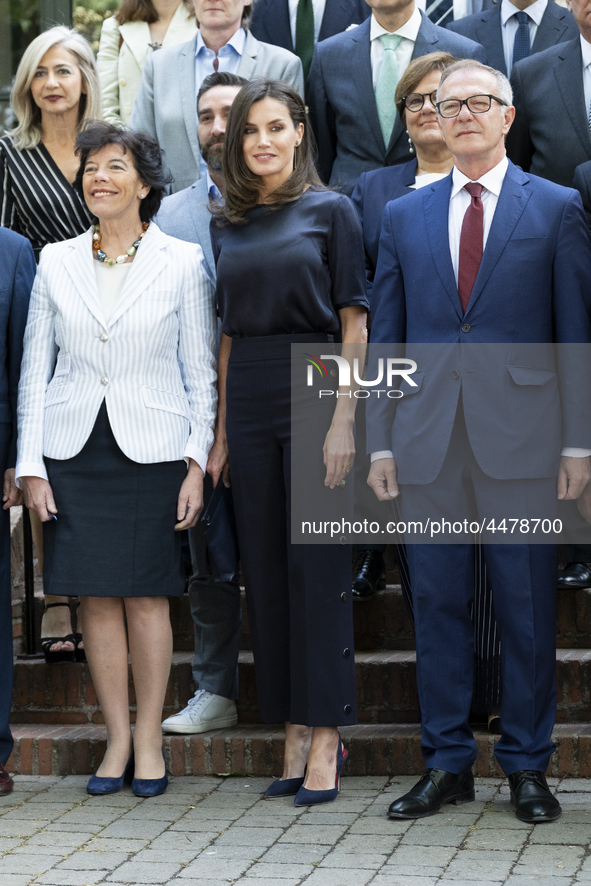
[306,12,486,195]
[367,161,591,483]
[0,226,34,767]
[250,0,370,49]
[0,228,35,469]
[351,158,417,302]
[447,0,578,75]
[154,177,216,285]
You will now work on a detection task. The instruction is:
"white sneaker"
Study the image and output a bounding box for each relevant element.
[161,690,238,734]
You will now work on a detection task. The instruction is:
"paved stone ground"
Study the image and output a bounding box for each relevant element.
[1,774,591,886]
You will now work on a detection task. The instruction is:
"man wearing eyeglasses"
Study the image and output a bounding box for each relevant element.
[367,59,591,823]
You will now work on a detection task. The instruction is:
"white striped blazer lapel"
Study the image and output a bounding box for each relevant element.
[62,229,105,327]
[107,222,169,327]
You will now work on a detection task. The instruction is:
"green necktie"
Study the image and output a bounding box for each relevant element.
[295,0,315,80]
[375,33,402,147]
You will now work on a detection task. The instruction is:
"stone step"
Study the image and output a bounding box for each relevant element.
[11,648,591,727]
[6,722,591,779]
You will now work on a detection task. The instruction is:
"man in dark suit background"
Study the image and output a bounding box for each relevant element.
[506,0,591,187]
[306,0,486,195]
[367,59,591,823]
[447,0,578,76]
[0,228,35,794]
[250,0,371,77]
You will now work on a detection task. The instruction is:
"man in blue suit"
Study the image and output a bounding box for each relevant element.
[0,228,35,794]
[367,59,591,822]
[156,72,246,737]
[447,0,578,76]
[306,0,487,195]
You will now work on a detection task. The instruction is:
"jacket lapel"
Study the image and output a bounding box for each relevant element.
[119,21,152,70]
[532,2,571,53]
[476,7,506,75]
[179,38,201,168]
[262,0,292,48]
[424,174,463,320]
[347,19,386,154]
[464,162,530,316]
[238,30,258,80]
[107,224,169,327]
[553,39,591,157]
[187,178,215,284]
[319,0,353,41]
[62,230,106,327]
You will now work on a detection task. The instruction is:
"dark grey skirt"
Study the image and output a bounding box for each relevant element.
[43,402,187,598]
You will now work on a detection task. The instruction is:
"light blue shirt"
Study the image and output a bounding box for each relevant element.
[206,170,222,203]
[194,26,246,86]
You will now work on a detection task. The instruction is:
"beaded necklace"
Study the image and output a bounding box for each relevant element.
[92,222,149,267]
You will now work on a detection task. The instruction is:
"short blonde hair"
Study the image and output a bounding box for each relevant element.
[9,27,101,150]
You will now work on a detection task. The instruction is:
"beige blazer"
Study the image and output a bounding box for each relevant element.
[97,3,197,127]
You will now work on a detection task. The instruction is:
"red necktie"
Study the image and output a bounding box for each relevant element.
[213,55,219,72]
[458,182,483,314]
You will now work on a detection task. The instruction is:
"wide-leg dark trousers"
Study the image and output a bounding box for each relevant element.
[226,335,357,726]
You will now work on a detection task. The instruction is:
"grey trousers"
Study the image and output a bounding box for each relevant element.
[187,475,241,701]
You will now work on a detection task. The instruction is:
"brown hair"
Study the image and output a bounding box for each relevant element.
[218,78,323,226]
[395,51,458,121]
[115,0,194,26]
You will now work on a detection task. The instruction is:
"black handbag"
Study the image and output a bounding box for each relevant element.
[200,481,240,583]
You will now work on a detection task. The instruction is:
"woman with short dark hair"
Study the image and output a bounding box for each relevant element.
[212,79,368,805]
[16,122,217,799]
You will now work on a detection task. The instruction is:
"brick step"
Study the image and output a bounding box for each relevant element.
[11,648,591,727]
[28,581,591,654]
[6,722,591,779]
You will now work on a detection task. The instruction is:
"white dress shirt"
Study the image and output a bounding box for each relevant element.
[581,34,591,127]
[370,8,423,88]
[371,155,590,460]
[500,0,546,75]
[195,26,246,86]
[289,0,326,46]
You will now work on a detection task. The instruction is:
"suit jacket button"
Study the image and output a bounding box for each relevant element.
[344,704,352,714]
[461,324,471,333]
[452,370,460,379]
[340,535,347,544]
[343,648,350,657]
[341,591,348,601]
[120,79,126,86]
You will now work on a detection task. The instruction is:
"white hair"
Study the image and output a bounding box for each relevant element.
[437,59,513,109]
[9,27,102,151]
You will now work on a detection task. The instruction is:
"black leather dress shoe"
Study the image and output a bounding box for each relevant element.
[0,764,14,795]
[557,562,591,589]
[508,770,561,823]
[352,550,386,600]
[387,769,475,819]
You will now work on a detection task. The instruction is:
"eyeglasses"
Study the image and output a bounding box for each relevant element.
[402,92,437,113]
[436,94,508,118]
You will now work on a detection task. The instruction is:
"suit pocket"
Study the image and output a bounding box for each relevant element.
[141,385,191,420]
[53,354,71,378]
[507,366,555,386]
[45,383,73,406]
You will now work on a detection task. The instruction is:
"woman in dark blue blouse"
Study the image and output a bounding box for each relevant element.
[211,79,368,806]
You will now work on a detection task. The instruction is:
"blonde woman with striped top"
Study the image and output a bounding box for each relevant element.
[1,26,101,661]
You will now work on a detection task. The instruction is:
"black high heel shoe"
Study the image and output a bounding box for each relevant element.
[294,736,348,807]
[41,602,76,663]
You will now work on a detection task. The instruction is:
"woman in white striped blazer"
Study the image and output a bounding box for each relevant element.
[16,123,217,799]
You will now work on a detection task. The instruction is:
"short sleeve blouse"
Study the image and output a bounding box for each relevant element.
[211,188,369,338]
